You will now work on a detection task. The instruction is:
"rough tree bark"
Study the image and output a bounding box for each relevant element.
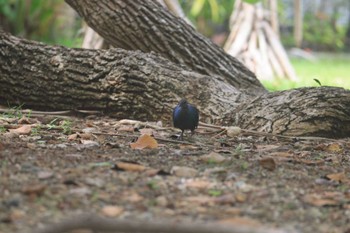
[64,0,264,95]
[230,87,350,137]
[0,0,349,137]
[0,32,241,123]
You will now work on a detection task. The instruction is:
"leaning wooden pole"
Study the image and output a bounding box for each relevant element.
[225,1,298,81]
[294,0,303,48]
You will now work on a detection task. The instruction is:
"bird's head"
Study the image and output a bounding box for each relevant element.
[178,99,188,107]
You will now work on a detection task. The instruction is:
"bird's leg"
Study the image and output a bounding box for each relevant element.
[190,130,195,137]
[179,130,184,140]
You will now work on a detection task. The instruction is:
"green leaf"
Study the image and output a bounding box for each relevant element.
[208,0,219,22]
[190,0,206,17]
[208,189,222,197]
[243,0,260,4]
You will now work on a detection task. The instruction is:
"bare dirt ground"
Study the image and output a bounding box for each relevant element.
[0,114,350,233]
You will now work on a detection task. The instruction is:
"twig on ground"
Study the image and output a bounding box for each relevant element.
[29,213,295,233]
[0,107,100,117]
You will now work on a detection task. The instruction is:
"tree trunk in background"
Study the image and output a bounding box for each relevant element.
[65,0,264,95]
[82,0,192,50]
[0,0,350,138]
[294,0,303,48]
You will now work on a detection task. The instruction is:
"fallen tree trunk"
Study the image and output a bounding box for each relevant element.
[0,32,241,123]
[1,32,349,137]
[230,87,350,138]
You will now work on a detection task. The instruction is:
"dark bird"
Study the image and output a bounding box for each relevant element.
[172,99,199,140]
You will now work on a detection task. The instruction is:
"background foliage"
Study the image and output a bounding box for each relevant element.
[0,0,81,46]
[1,0,349,51]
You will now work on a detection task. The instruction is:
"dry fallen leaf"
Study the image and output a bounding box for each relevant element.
[213,194,236,205]
[80,133,93,140]
[259,157,276,171]
[9,125,32,135]
[326,172,347,183]
[37,171,54,180]
[117,125,135,132]
[222,207,242,215]
[68,133,78,141]
[200,152,226,163]
[303,194,339,207]
[218,217,262,227]
[22,184,46,196]
[80,140,99,146]
[139,128,154,135]
[3,132,19,139]
[268,152,294,158]
[185,179,213,189]
[179,144,199,150]
[155,196,168,207]
[299,159,324,166]
[114,161,146,172]
[81,127,98,134]
[326,143,343,153]
[130,134,158,149]
[69,187,92,196]
[256,144,280,152]
[315,143,343,153]
[9,209,25,221]
[85,121,94,127]
[122,191,144,203]
[323,191,346,200]
[18,117,31,124]
[226,126,241,137]
[101,205,124,217]
[171,166,198,177]
[235,193,247,203]
[26,143,36,149]
[183,196,213,205]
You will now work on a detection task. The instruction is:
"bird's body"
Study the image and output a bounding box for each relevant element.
[172,99,199,140]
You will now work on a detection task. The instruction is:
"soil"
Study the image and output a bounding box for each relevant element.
[0,114,350,233]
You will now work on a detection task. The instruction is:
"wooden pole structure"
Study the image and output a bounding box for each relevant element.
[269,0,279,37]
[294,0,303,48]
[224,1,298,81]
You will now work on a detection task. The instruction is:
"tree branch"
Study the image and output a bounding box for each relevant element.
[29,213,294,233]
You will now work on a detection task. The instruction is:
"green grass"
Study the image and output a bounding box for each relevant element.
[262,53,350,91]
